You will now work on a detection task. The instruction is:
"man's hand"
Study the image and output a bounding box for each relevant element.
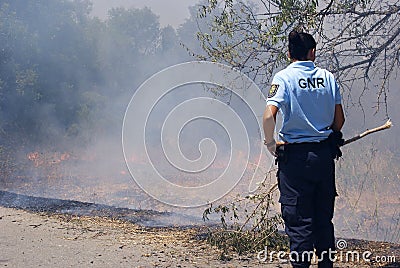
[263,105,279,157]
[264,139,277,157]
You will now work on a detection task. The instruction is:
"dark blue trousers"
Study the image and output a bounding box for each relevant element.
[277,142,336,268]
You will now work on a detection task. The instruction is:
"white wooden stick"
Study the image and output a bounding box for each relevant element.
[343,119,393,146]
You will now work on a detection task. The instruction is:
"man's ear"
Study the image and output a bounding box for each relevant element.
[307,48,316,61]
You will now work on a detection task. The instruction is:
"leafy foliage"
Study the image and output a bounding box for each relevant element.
[0,0,192,148]
[195,0,400,113]
[196,0,400,255]
[203,172,288,258]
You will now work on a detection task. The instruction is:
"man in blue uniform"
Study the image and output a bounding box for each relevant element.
[263,30,345,268]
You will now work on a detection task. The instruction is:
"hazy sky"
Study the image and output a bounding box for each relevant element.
[90,0,195,28]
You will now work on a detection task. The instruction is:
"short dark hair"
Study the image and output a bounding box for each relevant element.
[288,30,316,61]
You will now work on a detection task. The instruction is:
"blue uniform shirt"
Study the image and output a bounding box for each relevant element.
[266,61,342,143]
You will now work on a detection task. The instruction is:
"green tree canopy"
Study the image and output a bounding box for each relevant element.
[196,0,399,113]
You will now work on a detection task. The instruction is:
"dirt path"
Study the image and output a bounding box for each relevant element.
[0,206,398,267]
[0,206,269,267]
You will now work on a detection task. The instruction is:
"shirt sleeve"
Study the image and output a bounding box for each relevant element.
[333,79,342,105]
[266,75,287,109]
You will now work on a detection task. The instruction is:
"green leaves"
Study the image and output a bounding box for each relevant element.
[202,176,287,256]
[15,68,39,99]
[195,0,399,113]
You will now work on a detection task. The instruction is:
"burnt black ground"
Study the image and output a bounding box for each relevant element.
[0,190,209,228]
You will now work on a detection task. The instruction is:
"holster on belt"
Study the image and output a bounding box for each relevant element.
[328,131,345,160]
[275,145,287,164]
[274,131,345,163]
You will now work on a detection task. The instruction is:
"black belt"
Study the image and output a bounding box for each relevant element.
[275,139,330,164]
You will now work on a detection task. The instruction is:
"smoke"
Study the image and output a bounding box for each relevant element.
[0,0,399,243]
[0,1,184,194]
[1,0,265,212]
[90,0,191,28]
